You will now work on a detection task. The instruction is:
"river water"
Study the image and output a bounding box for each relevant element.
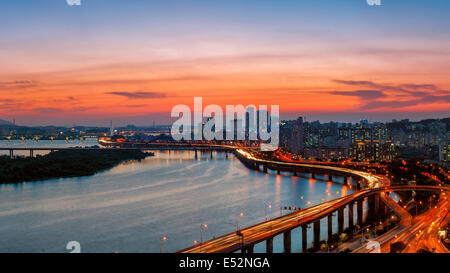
[0,140,358,253]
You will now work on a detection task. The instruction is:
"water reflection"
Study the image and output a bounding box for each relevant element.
[0,148,355,253]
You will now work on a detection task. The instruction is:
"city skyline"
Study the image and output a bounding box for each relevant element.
[1,0,450,126]
[1,114,449,128]
[0,0,449,258]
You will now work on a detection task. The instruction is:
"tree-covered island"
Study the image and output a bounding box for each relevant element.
[0,149,153,184]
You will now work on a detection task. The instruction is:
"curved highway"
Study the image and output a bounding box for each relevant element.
[178,148,449,253]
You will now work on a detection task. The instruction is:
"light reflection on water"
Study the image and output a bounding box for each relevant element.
[0,146,355,253]
[0,139,98,157]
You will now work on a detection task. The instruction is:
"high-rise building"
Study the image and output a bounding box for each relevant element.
[350,142,395,162]
[256,109,269,138]
[439,135,449,162]
[297,117,304,154]
[279,117,305,155]
[110,120,114,136]
[245,106,256,140]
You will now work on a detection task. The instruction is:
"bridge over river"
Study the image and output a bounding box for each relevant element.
[0,143,236,158]
[178,149,449,253]
[2,143,447,252]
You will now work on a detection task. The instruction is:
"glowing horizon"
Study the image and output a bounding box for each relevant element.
[0,0,449,126]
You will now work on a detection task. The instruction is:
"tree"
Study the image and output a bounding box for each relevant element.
[389,242,406,253]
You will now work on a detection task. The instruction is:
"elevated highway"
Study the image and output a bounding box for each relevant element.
[358,192,449,253]
[3,143,446,252]
[178,148,449,253]
[178,185,448,253]
[0,143,238,158]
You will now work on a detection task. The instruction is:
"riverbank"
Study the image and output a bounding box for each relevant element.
[0,150,349,253]
[0,149,153,184]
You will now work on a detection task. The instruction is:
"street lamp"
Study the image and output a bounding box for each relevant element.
[236,230,244,249]
[265,204,272,221]
[160,236,167,253]
[200,223,208,252]
[298,196,304,210]
[200,223,208,244]
[236,212,244,231]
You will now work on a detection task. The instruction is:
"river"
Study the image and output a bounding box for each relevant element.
[0,140,359,253]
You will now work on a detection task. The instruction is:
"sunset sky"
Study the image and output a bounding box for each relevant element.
[0,0,449,126]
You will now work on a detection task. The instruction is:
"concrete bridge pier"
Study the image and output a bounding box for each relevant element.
[344,177,349,186]
[210,151,213,159]
[378,200,386,218]
[348,202,354,229]
[311,173,316,179]
[328,175,333,182]
[225,151,228,159]
[9,149,13,158]
[313,221,321,248]
[338,209,344,234]
[367,195,376,221]
[293,168,297,176]
[195,149,198,159]
[266,237,273,253]
[374,194,380,216]
[283,230,291,253]
[383,200,389,217]
[357,199,363,226]
[242,244,254,254]
[327,214,333,242]
[263,165,268,173]
[30,150,34,157]
[301,225,308,252]
[277,167,281,175]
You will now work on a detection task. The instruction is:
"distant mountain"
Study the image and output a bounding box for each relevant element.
[0,119,12,126]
